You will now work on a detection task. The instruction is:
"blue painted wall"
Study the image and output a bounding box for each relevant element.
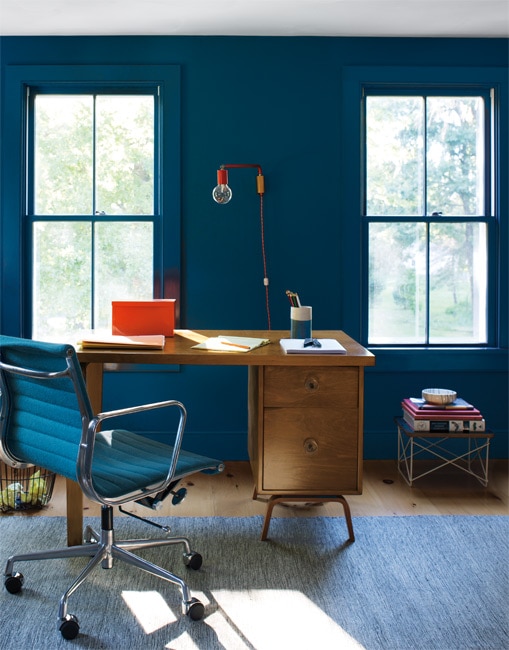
[1,36,507,459]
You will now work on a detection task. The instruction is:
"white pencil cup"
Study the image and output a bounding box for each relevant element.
[290,306,312,339]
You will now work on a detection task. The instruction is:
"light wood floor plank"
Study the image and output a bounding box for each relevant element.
[17,460,508,520]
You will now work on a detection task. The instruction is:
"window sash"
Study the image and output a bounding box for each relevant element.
[362,86,494,347]
[26,87,161,339]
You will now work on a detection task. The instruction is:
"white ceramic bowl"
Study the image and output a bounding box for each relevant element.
[422,388,457,405]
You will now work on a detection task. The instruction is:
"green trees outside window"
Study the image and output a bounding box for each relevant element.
[30,93,156,340]
[365,93,489,345]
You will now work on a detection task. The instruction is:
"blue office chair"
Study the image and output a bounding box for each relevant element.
[0,335,224,640]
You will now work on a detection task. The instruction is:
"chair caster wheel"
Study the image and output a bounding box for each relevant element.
[185,597,205,621]
[5,572,24,594]
[59,614,80,640]
[183,551,202,570]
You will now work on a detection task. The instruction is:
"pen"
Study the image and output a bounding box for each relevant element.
[220,339,251,350]
[286,290,302,307]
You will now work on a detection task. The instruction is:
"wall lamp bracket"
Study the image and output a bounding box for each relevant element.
[212,163,265,204]
[211,162,271,329]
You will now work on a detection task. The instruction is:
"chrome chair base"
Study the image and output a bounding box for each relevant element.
[3,506,205,640]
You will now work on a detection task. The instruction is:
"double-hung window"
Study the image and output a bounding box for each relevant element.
[363,88,493,346]
[2,65,180,341]
[29,90,158,340]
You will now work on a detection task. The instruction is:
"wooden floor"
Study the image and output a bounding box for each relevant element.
[22,459,509,521]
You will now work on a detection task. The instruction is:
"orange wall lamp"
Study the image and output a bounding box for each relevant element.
[212,164,271,329]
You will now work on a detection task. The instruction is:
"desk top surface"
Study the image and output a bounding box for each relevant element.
[77,329,375,367]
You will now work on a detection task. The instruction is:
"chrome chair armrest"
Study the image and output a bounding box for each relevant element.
[78,400,187,506]
[93,399,187,423]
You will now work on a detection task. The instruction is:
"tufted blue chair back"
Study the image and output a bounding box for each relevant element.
[0,336,90,480]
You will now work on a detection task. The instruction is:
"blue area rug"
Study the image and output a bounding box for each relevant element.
[0,515,507,649]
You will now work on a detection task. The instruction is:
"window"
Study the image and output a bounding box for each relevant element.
[1,64,180,341]
[29,91,157,340]
[363,90,493,346]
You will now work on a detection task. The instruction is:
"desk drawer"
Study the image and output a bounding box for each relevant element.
[262,407,359,492]
[263,366,358,408]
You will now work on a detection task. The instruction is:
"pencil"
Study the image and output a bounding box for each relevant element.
[220,340,251,350]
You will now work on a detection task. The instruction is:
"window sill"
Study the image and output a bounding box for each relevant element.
[367,346,508,372]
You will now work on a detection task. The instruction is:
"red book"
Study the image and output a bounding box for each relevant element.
[408,396,475,410]
[402,400,483,420]
[401,408,486,432]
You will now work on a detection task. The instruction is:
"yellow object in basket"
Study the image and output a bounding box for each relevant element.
[27,470,48,505]
[1,482,27,508]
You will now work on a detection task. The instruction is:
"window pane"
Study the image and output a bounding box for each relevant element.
[94,222,153,329]
[366,97,424,216]
[33,222,92,340]
[34,96,93,215]
[427,97,485,216]
[95,96,154,215]
[429,222,487,343]
[368,222,427,344]
[33,222,154,339]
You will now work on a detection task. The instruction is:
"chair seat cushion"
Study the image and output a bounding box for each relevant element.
[91,429,222,499]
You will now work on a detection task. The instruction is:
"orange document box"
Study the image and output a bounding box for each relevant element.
[112,300,176,337]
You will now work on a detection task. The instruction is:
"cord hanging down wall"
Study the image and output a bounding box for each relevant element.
[212,163,271,330]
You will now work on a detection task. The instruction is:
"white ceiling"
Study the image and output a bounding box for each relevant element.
[0,0,508,38]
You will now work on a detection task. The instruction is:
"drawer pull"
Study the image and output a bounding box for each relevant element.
[305,376,319,392]
[304,438,319,454]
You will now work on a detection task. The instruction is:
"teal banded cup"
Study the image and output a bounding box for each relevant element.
[290,306,312,339]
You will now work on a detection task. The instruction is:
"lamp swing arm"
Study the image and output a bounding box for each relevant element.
[219,163,264,194]
[215,164,265,199]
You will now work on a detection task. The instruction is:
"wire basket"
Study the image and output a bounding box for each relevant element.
[0,462,56,512]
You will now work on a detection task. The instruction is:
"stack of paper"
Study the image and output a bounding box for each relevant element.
[279,339,346,354]
[78,334,165,349]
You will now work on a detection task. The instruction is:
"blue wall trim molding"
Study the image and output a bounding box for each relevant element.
[1,36,507,459]
[1,63,181,337]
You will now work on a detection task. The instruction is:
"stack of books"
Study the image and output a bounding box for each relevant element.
[401,397,486,432]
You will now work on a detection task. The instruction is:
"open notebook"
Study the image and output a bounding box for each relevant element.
[192,336,270,352]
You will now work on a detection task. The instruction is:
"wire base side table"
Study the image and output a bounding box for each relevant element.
[395,416,494,487]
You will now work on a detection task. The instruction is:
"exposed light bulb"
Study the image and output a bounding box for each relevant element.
[212,169,232,204]
[212,184,232,204]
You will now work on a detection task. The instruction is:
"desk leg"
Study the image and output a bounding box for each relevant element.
[66,479,84,546]
[254,488,355,544]
[83,362,104,413]
[66,363,104,546]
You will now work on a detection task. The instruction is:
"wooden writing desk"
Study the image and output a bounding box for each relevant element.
[71,329,375,545]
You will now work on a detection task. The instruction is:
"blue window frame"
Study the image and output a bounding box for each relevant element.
[341,66,507,360]
[1,65,181,339]
[363,88,493,346]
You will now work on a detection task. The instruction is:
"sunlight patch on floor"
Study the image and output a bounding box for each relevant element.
[164,632,200,649]
[122,590,178,633]
[211,589,366,649]
[121,587,365,648]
